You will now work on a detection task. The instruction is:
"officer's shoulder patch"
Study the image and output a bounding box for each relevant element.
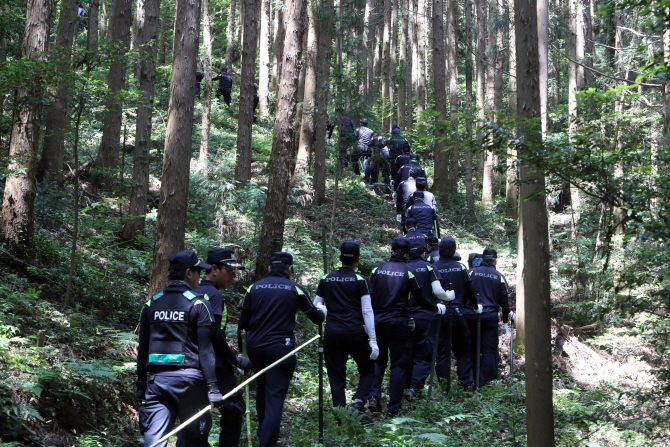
[355,274,365,281]
[500,276,505,283]
[321,274,328,280]
[372,267,378,274]
[183,290,197,300]
[295,286,306,296]
[203,293,210,301]
[408,271,415,279]
[462,264,467,270]
[152,291,164,300]
[145,299,151,307]
[427,265,434,271]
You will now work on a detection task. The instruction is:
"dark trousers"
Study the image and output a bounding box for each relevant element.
[436,311,474,388]
[371,318,414,414]
[175,366,245,447]
[324,330,375,408]
[248,343,297,447]
[140,375,212,447]
[217,89,232,105]
[465,313,499,387]
[406,317,435,390]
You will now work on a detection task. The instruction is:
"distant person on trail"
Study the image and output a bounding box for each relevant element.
[253,85,260,122]
[328,111,356,169]
[426,235,440,263]
[194,71,204,99]
[77,4,88,30]
[214,67,233,106]
[394,154,426,191]
[136,251,221,447]
[391,144,412,180]
[354,118,374,176]
[365,132,390,186]
[404,218,426,246]
[405,177,437,210]
[387,126,411,164]
[465,248,511,388]
[405,191,440,237]
[313,241,377,424]
[467,253,483,269]
[175,249,250,447]
[396,169,418,219]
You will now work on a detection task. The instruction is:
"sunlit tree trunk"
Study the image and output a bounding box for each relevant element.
[258,0,271,116]
[447,0,458,188]
[506,0,518,220]
[464,0,474,211]
[481,0,499,206]
[198,0,213,170]
[583,0,594,84]
[314,0,334,203]
[225,0,237,68]
[416,0,427,128]
[88,0,100,54]
[390,0,397,130]
[271,0,284,91]
[408,0,416,128]
[359,0,374,99]
[381,0,392,130]
[475,0,486,190]
[254,0,308,280]
[295,0,317,175]
[432,0,448,195]
[148,0,201,296]
[398,0,409,129]
[100,0,108,40]
[568,0,581,227]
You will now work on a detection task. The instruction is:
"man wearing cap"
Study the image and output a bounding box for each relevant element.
[391,144,412,180]
[396,169,418,221]
[433,238,479,389]
[405,192,440,238]
[426,236,440,263]
[467,253,483,270]
[136,251,221,447]
[404,218,426,245]
[368,237,440,416]
[466,248,511,387]
[214,67,233,105]
[387,126,411,164]
[238,252,326,447]
[405,239,452,398]
[394,154,426,190]
[176,249,249,447]
[405,177,437,210]
[313,242,377,423]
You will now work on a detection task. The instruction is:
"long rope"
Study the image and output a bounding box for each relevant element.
[148,334,321,447]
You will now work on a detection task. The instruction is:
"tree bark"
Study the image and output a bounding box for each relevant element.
[416,0,427,128]
[381,0,392,131]
[446,0,458,188]
[516,0,554,440]
[506,0,518,220]
[475,0,486,190]
[41,0,78,186]
[398,0,409,129]
[583,0,594,84]
[225,0,237,68]
[96,0,133,181]
[359,0,374,99]
[431,0,448,195]
[568,0,581,226]
[121,0,159,241]
[482,0,500,205]
[198,0,213,170]
[254,0,308,280]
[464,0,474,212]
[100,0,108,40]
[234,0,260,188]
[88,0,100,54]
[258,0,271,116]
[271,0,285,91]
[1,0,49,248]
[407,0,416,128]
[314,0,334,204]
[148,0,201,296]
[295,0,317,175]
[390,0,397,131]
[538,0,548,136]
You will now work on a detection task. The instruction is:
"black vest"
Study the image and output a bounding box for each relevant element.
[146,289,203,369]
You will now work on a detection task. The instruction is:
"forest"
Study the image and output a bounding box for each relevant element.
[0,0,669,443]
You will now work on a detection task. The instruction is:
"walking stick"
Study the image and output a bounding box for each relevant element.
[475,294,482,390]
[509,306,515,378]
[426,314,442,401]
[242,331,252,447]
[446,283,453,395]
[318,324,324,446]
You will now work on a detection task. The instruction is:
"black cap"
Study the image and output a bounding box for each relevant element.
[404,218,417,228]
[360,118,368,125]
[207,248,245,269]
[483,248,497,260]
[391,237,412,254]
[410,238,427,254]
[409,153,420,161]
[413,191,425,200]
[340,241,360,259]
[169,250,211,272]
[453,251,462,261]
[402,145,411,153]
[468,253,483,263]
[426,235,439,246]
[270,251,293,267]
[221,67,228,72]
[416,177,427,187]
[439,237,456,250]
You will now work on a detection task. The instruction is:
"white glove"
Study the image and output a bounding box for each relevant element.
[392,192,397,200]
[237,368,245,375]
[316,303,327,318]
[476,304,483,314]
[500,323,509,337]
[509,311,516,322]
[369,340,379,360]
[396,214,402,223]
[327,139,333,145]
[436,303,446,315]
[445,290,455,301]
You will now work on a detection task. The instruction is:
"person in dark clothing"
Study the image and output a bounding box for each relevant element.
[313,242,377,423]
[387,126,411,164]
[396,170,418,221]
[194,72,204,99]
[404,218,426,246]
[405,239,451,397]
[354,119,374,176]
[467,253,483,269]
[394,154,426,191]
[253,85,260,122]
[175,249,249,447]
[365,133,390,186]
[405,177,437,210]
[136,251,221,447]
[465,248,511,388]
[433,238,479,389]
[214,67,233,105]
[328,112,356,169]
[426,236,440,263]
[391,145,412,180]
[405,192,440,237]
[238,252,325,447]
[368,237,444,416]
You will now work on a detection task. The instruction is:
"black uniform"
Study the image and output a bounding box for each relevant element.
[194,72,204,98]
[137,281,216,447]
[405,227,427,245]
[465,262,510,387]
[405,199,440,237]
[394,161,426,190]
[387,134,411,164]
[214,72,233,105]
[432,257,478,388]
[369,253,426,415]
[426,247,440,263]
[405,256,441,391]
[238,269,325,447]
[329,115,355,167]
[316,268,375,409]
[391,153,411,180]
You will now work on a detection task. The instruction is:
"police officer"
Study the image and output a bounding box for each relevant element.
[214,67,233,105]
[313,242,378,422]
[238,252,326,447]
[405,192,440,237]
[368,237,444,416]
[176,249,250,447]
[403,218,426,245]
[396,170,418,221]
[387,126,411,164]
[354,118,374,176]
[405,177,437,210]
[328,111,356,169]
[405,239,452,397]
[426,236,440,263]
[394,154,426,189]
[365,132,390,185]
[195,72,204,99]
[136,251,221,447]
[391,145,411,180]
[466,248,511,387]
[467,253,483,270]
[433,238,478,389]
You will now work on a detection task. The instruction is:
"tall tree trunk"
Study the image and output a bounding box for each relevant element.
[407,0,416,128]
[475,0,486,190]
[1,0,49,248]
[398,0,409,129]
[41,0,78,186]
[157,12,166,65]
[271,0,285,91]
[148,0,201,296]
[390,0,397,130]
[568,0,581,227]
[373,13,383,94]
[506,0,518,220]
[258,0,271,116]
[416,0,427,128]
[295,0,317,175]
[432,0,448,195]
[96,0,133,182]
[234,0,260,188]
[583,0,594,84]
[516,0,554,440]
[120,0,159,241]
[539,0,549,136]
[254,0,308,280]
[198,0,213,170]
[447,0,458,188]
[294,25,309,139]
[664,29,670,149]
[481,0,498,205]
[359,0,374,99]
[100,0,108,40]
[314,0,334,204]
[88,0,99,55]
[465,0,474,212]
[225,0,237,68]
[381,0,392,130]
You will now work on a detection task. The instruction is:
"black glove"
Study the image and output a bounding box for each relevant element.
[208,383,224,408]
[135,380,147,405]
[236,354,252,371]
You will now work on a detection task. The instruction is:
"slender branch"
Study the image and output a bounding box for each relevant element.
[587,38,660,50]
[617,25,659,39]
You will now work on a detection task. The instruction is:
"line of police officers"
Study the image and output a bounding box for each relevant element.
[136,235,512,446]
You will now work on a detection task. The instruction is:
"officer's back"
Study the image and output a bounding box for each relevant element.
[387,127,410,161]
[370,238,419,321]
[406,194,438,236]
[433,239,477,310]
[467,251,510,318]
[406,244,441,319]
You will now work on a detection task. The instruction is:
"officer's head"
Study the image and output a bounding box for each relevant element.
[269,251,294,275]
[168,251,211,288]
[482,248,498,265]
[453,251,462,261]
[205,248,245,289]
[416,177,428,190]
[404,218,417,232]
[392,126,401,135]
[409,153,420,162]
[409,239,427,259]
[426,235,439,251]
[402,144,411,154]
[438,237,457,259]
[468,253,483,269]
[339,241,360,268]
[391,237,411,259]
[360,118,368,126]
[413,191,425,203]
[221,67,228,73]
